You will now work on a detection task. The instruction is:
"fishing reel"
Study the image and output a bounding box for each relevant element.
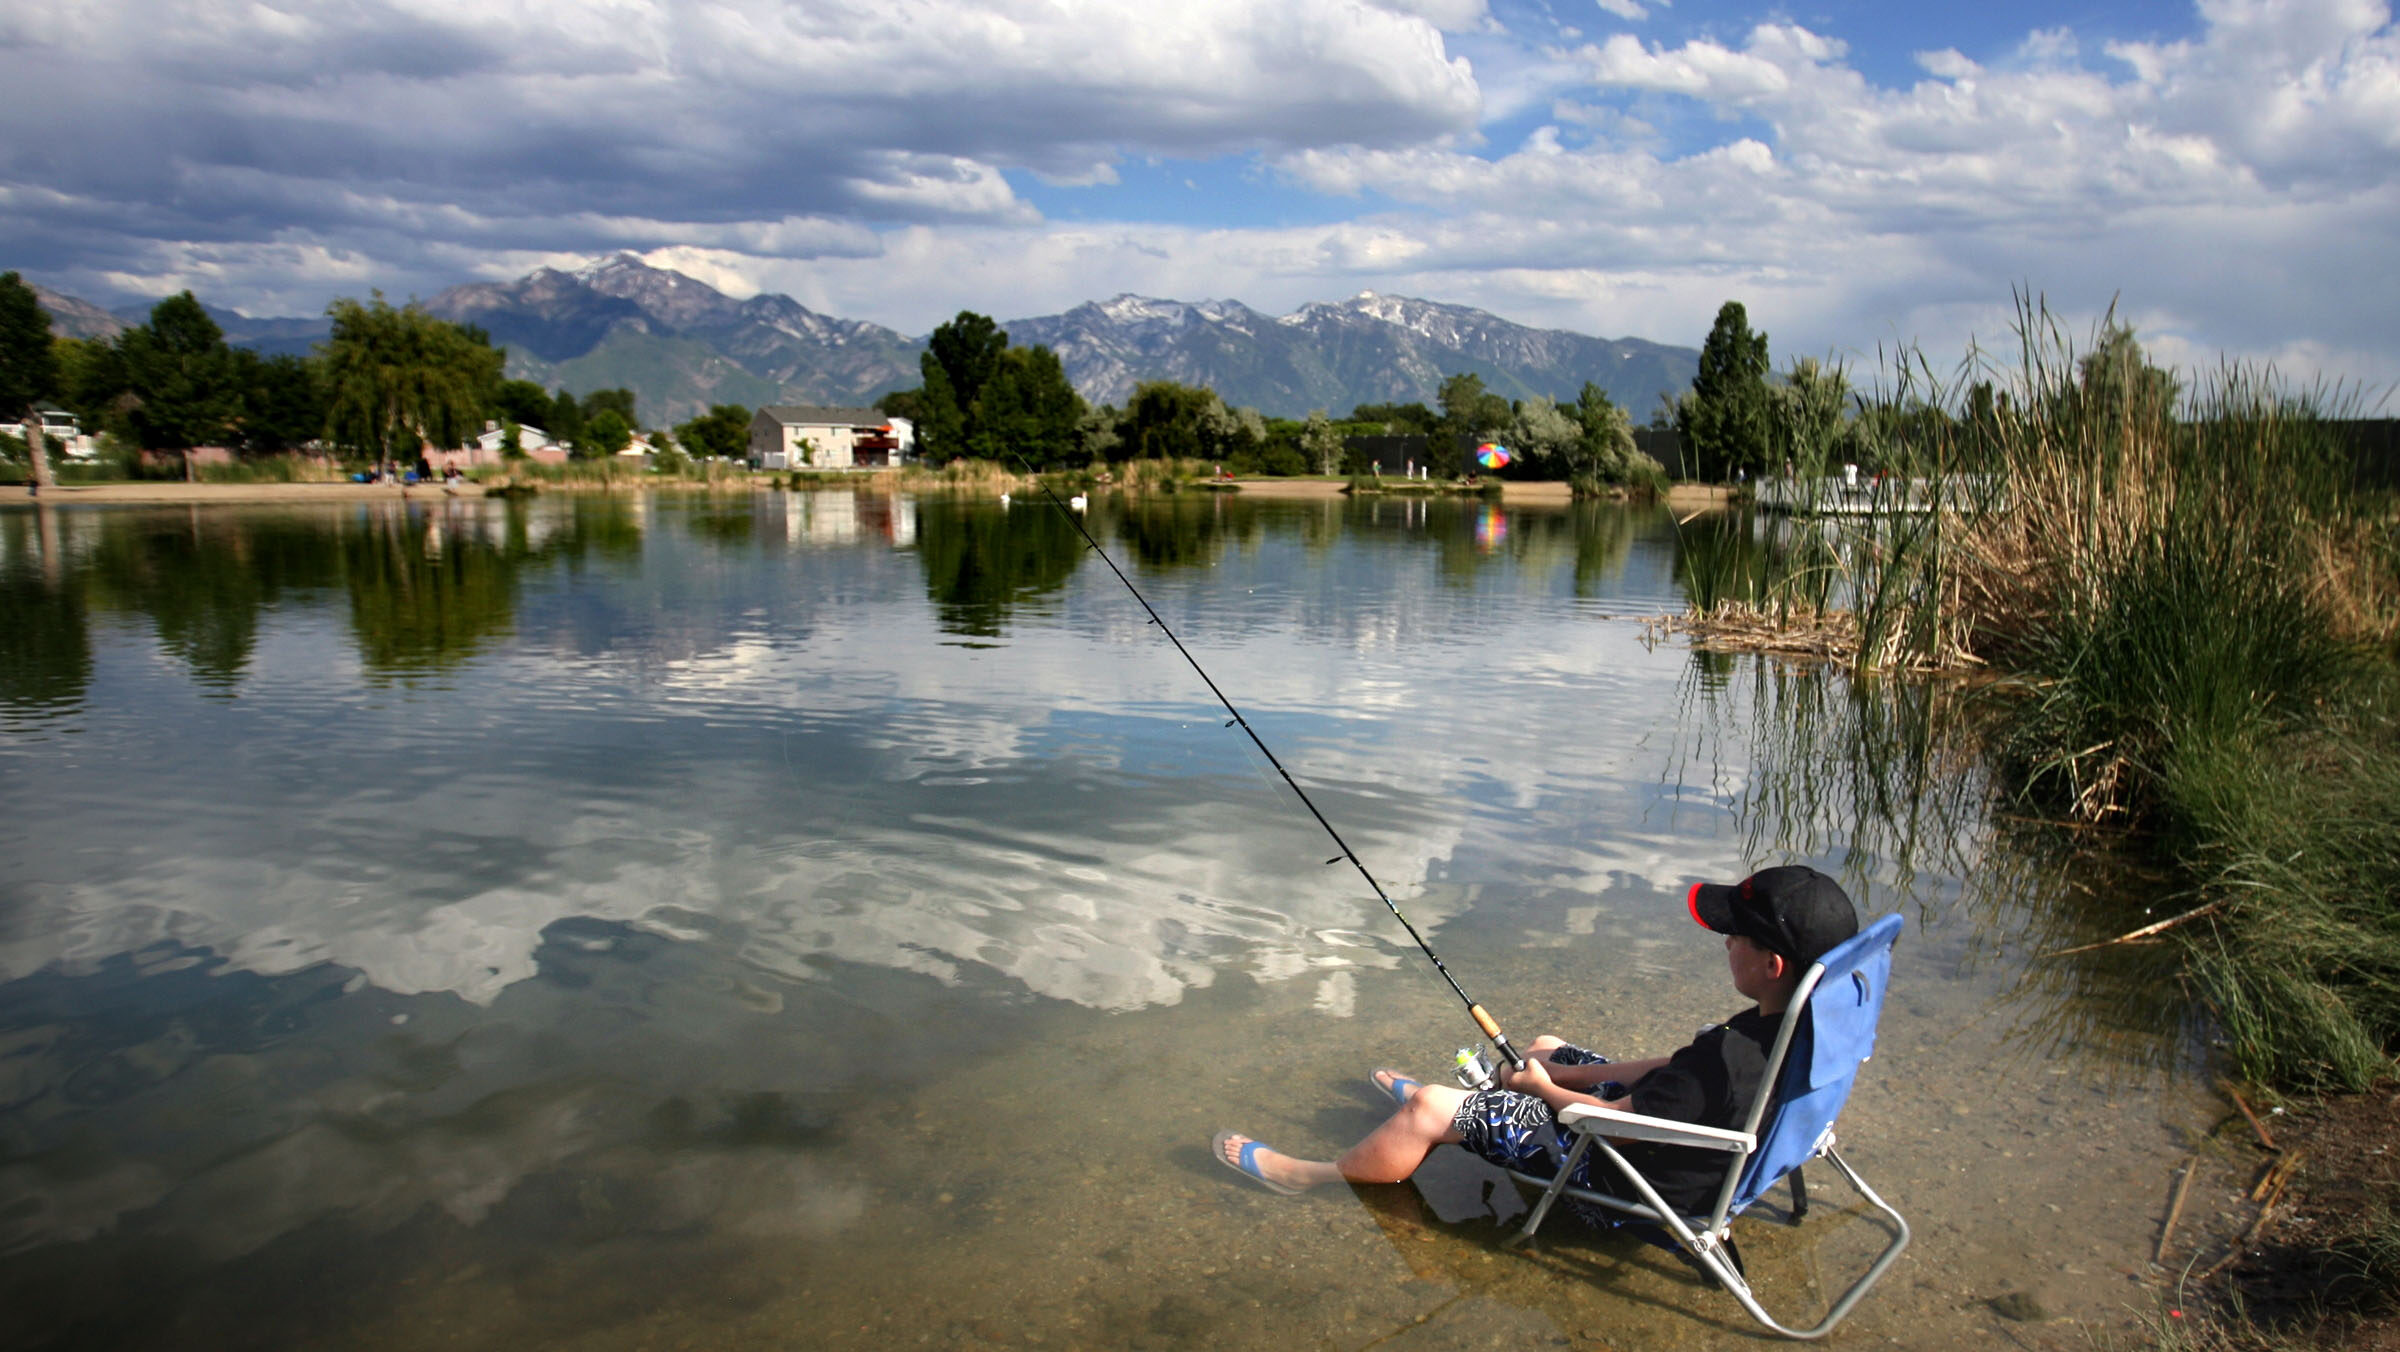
[1451,1046,1499,1092]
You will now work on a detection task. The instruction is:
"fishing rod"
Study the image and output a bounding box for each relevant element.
[1010,461,1525,1073]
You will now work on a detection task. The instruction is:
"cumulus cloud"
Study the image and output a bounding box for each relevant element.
[3,0,2395,389]
[1262,0,2400,382]
[0,0,1479,302]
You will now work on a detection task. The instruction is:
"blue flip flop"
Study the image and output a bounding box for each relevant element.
[1369,1068,1421,1106]
[1212,1130,1303,1196]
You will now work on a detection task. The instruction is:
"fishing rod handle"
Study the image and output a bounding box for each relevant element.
[1469,1005,1528,1071]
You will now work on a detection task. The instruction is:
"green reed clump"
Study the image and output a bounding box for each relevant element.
[1940,304,2400,1090]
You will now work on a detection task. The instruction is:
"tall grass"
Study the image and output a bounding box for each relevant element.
[1956,308,2398,1090]
[1706,300,2400,1090]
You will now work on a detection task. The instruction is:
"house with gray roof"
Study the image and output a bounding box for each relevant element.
[749,406,914,470]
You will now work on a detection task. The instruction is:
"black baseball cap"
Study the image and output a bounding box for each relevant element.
[1686,865,1860,968]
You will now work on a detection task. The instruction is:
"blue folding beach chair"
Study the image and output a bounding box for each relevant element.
[1506,913,1910,1340]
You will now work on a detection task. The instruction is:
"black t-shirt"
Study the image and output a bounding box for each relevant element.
[1609,1006,1776,1213]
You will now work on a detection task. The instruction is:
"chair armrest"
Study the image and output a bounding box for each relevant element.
[1556,1102,1755,1153]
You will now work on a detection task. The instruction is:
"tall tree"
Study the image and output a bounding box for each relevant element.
[925,311,1006,415]
[320,293,502,471]
[916,311,1007,463]
[1569,381,1642,481]
[674,403,752,461]
[1301,410,1344,476]
[1436,372,1511,476]
[1767,357,1853,472]
[0,272,59,489]
[230,350,325,456]
[1680,301,1772,478]
[494,378,553,431]
[973,345,1083,467]
[548,389,585,447]
[1505,396,1579,476]
[581,409,632,458]
[581,387,638,428]
[120,292,239,480]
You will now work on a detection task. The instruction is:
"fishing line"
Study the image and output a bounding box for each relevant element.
[1010,461,1525,1071]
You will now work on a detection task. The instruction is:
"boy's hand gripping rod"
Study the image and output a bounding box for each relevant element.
[1015,468,1525,1072]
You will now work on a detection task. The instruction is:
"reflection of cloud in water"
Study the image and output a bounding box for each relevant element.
[0,501,1782,1013]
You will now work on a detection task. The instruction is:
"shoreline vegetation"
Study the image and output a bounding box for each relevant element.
[1669,304,2400,1350]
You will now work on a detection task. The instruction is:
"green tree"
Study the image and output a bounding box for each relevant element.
[1301,410,1344,476]
[1767,357,1853,474]
[1119,381,1217,463]
[674,403,753,462]
[0,272,60,488]
[581,387,637,427]
[494,378,553,430]
[2076,321,2179,424]
[548,389,584,447]
[925,312,1006,415]
[1679,301,1772,479]
[916,311,1008,463]
[120,292,239,480]
[321,293,502,472]
[1436,373,1511,476]
[1570,382,1640,480]
[1349,400,1437,434]
[230,350,325,456]
[973,345,1083,467]
[1505,396,1579,477]
[581,408,632,458]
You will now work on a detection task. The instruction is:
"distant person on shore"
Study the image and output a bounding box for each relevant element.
[1212,867,1859,1219]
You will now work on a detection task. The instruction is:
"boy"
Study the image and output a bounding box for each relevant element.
[1214,866,1860,1216]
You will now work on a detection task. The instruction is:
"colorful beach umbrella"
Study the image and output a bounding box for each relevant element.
[1475,443,1512,469]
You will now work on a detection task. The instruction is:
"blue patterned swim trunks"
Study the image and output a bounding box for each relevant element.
[1450,1043,1627,1227]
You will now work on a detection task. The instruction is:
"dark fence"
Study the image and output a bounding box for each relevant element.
[1634,427,1692,480]
[2331,419,2400,490]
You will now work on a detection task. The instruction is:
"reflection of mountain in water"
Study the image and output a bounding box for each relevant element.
[1,494,1717,1020]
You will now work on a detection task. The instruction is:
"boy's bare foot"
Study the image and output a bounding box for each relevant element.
[1212,1130,1306,1195]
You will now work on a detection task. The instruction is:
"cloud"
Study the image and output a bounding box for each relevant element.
[1263,0,2400,383]
[4,0,2396,390]
[0,0,1479,300]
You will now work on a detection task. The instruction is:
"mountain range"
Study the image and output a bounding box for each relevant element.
[34,256,1699,426]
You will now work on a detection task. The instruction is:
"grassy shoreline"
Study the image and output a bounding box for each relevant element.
[1673,312,2400,1347]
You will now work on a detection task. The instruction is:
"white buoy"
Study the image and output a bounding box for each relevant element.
[999,492,1010,507]
[1069,494,1088,511]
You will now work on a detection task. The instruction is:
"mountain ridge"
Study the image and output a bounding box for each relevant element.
[34,256,1699,425]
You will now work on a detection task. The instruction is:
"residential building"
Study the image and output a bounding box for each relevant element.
[750,406,912,470]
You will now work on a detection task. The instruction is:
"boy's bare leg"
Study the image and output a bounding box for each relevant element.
[1219,1083,1473,1190]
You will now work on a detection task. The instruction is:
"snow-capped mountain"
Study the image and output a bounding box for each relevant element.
[34,256,1700,426]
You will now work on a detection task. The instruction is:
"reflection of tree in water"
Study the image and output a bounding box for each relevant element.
[913,500,1087,638]
[1110,495,1251,572]
[1677,656,2195,1071]
[686,497,761,546]
[0,510,90,716]
[87,510,346,690]
[343,509,522,677]
[1568,501,1640,598]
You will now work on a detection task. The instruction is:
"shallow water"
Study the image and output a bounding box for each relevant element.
[0,491,2210,1349]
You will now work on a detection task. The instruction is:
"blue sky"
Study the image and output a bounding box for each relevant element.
[3,0,2394,388]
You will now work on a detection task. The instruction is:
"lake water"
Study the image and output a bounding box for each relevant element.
[0,490,2213,1350]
